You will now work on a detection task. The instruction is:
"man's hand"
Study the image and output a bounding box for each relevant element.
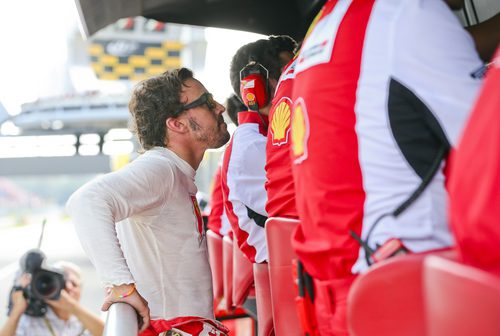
[46,290,78,314]
[10,273,30,316]
[102,284,150,332]
[0,288,28,336]
[10,289,28,316]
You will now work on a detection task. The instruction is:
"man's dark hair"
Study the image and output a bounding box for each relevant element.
[225,94,247,125]
[229,35,297,99]
[129,68,193,150]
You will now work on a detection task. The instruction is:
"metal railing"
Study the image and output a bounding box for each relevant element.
[103,303,139,336]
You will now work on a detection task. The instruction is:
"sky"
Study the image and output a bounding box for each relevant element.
[0,0,79,115]
[0,0,263,116]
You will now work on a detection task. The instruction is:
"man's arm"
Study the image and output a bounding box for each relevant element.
[101,284,150,333]
[66,157,172,331]
[392,0,484,147]
[0,290,27,336]
[48,290,105,336]
[225,130,269,263]
[230,135,269,217]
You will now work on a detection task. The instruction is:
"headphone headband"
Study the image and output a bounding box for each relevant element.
[239,61,269,82]
[239,61,270,111]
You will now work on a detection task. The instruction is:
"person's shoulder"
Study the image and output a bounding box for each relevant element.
[127,148,177,173]
[232,126,266,158]
[233,123,267,143]
[396,0,463,27]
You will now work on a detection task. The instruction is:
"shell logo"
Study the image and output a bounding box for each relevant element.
[270,98,292,146]
[246,92,256,103]
[291,98,309,164]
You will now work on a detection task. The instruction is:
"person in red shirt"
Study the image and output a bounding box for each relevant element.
[222,36,296,263]
[449,47,500,275]
[290,1,484,334]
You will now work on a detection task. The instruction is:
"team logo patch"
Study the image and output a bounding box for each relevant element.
[291,98,309,164]
[242,79,255,88]
[294,0,352,75]
[190,195,204,243]
[270,97,292,146]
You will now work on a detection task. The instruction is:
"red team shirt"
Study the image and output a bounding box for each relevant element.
[450,48,500,274]
[291,0,482,280]
[265,58,299,219]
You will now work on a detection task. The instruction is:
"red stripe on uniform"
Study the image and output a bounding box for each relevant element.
[292,0,374,280]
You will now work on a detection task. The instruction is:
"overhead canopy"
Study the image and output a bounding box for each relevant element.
[75,0,325,40]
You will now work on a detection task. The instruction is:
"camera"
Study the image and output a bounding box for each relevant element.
[8,249,66,317]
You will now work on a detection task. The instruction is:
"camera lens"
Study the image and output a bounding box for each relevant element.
[33,271,63,299]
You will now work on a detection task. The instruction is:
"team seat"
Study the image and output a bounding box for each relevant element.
[207,230,224,302]
[222,236,235,311]
[265,217,302,335]
[424,256,500,336]
[347,249,456,336]
[254,262,275,336]
[232,240,255,307]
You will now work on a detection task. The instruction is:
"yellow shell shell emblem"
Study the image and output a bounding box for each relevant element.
[246,92,256,103]
[271,99,292,146]
[291,98,309,164]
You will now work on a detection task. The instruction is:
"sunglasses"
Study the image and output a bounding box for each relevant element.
[176,92,217,115]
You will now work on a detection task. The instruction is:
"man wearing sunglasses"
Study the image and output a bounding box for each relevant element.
[66,68,230,336]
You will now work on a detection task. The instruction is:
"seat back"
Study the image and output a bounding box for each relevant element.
[347,249,456,336]
[424,256,500,336]
[207,230,223,300]
[232,241,255,307]
[222,236,234,311]
[265,217,302,335]
[254,263,275,336]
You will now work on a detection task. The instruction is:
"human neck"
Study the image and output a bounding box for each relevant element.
[166,142,204,170]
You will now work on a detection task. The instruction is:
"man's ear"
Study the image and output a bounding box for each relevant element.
[166,117,189,134]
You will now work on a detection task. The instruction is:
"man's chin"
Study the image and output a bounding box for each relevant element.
[210,131,230,149]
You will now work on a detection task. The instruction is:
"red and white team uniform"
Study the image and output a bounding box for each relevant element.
[265,57,298,219]
[290,0,483,334]
[450,48,500,275]
[221,111,269,263]
[207,166,231,237]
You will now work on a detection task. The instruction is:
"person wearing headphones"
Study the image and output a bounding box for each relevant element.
[222,36,296,333]
[222,35,296,265]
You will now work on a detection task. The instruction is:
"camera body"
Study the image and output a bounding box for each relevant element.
[9,249,66,317]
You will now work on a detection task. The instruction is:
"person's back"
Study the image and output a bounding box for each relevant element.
[290,0,483,334]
